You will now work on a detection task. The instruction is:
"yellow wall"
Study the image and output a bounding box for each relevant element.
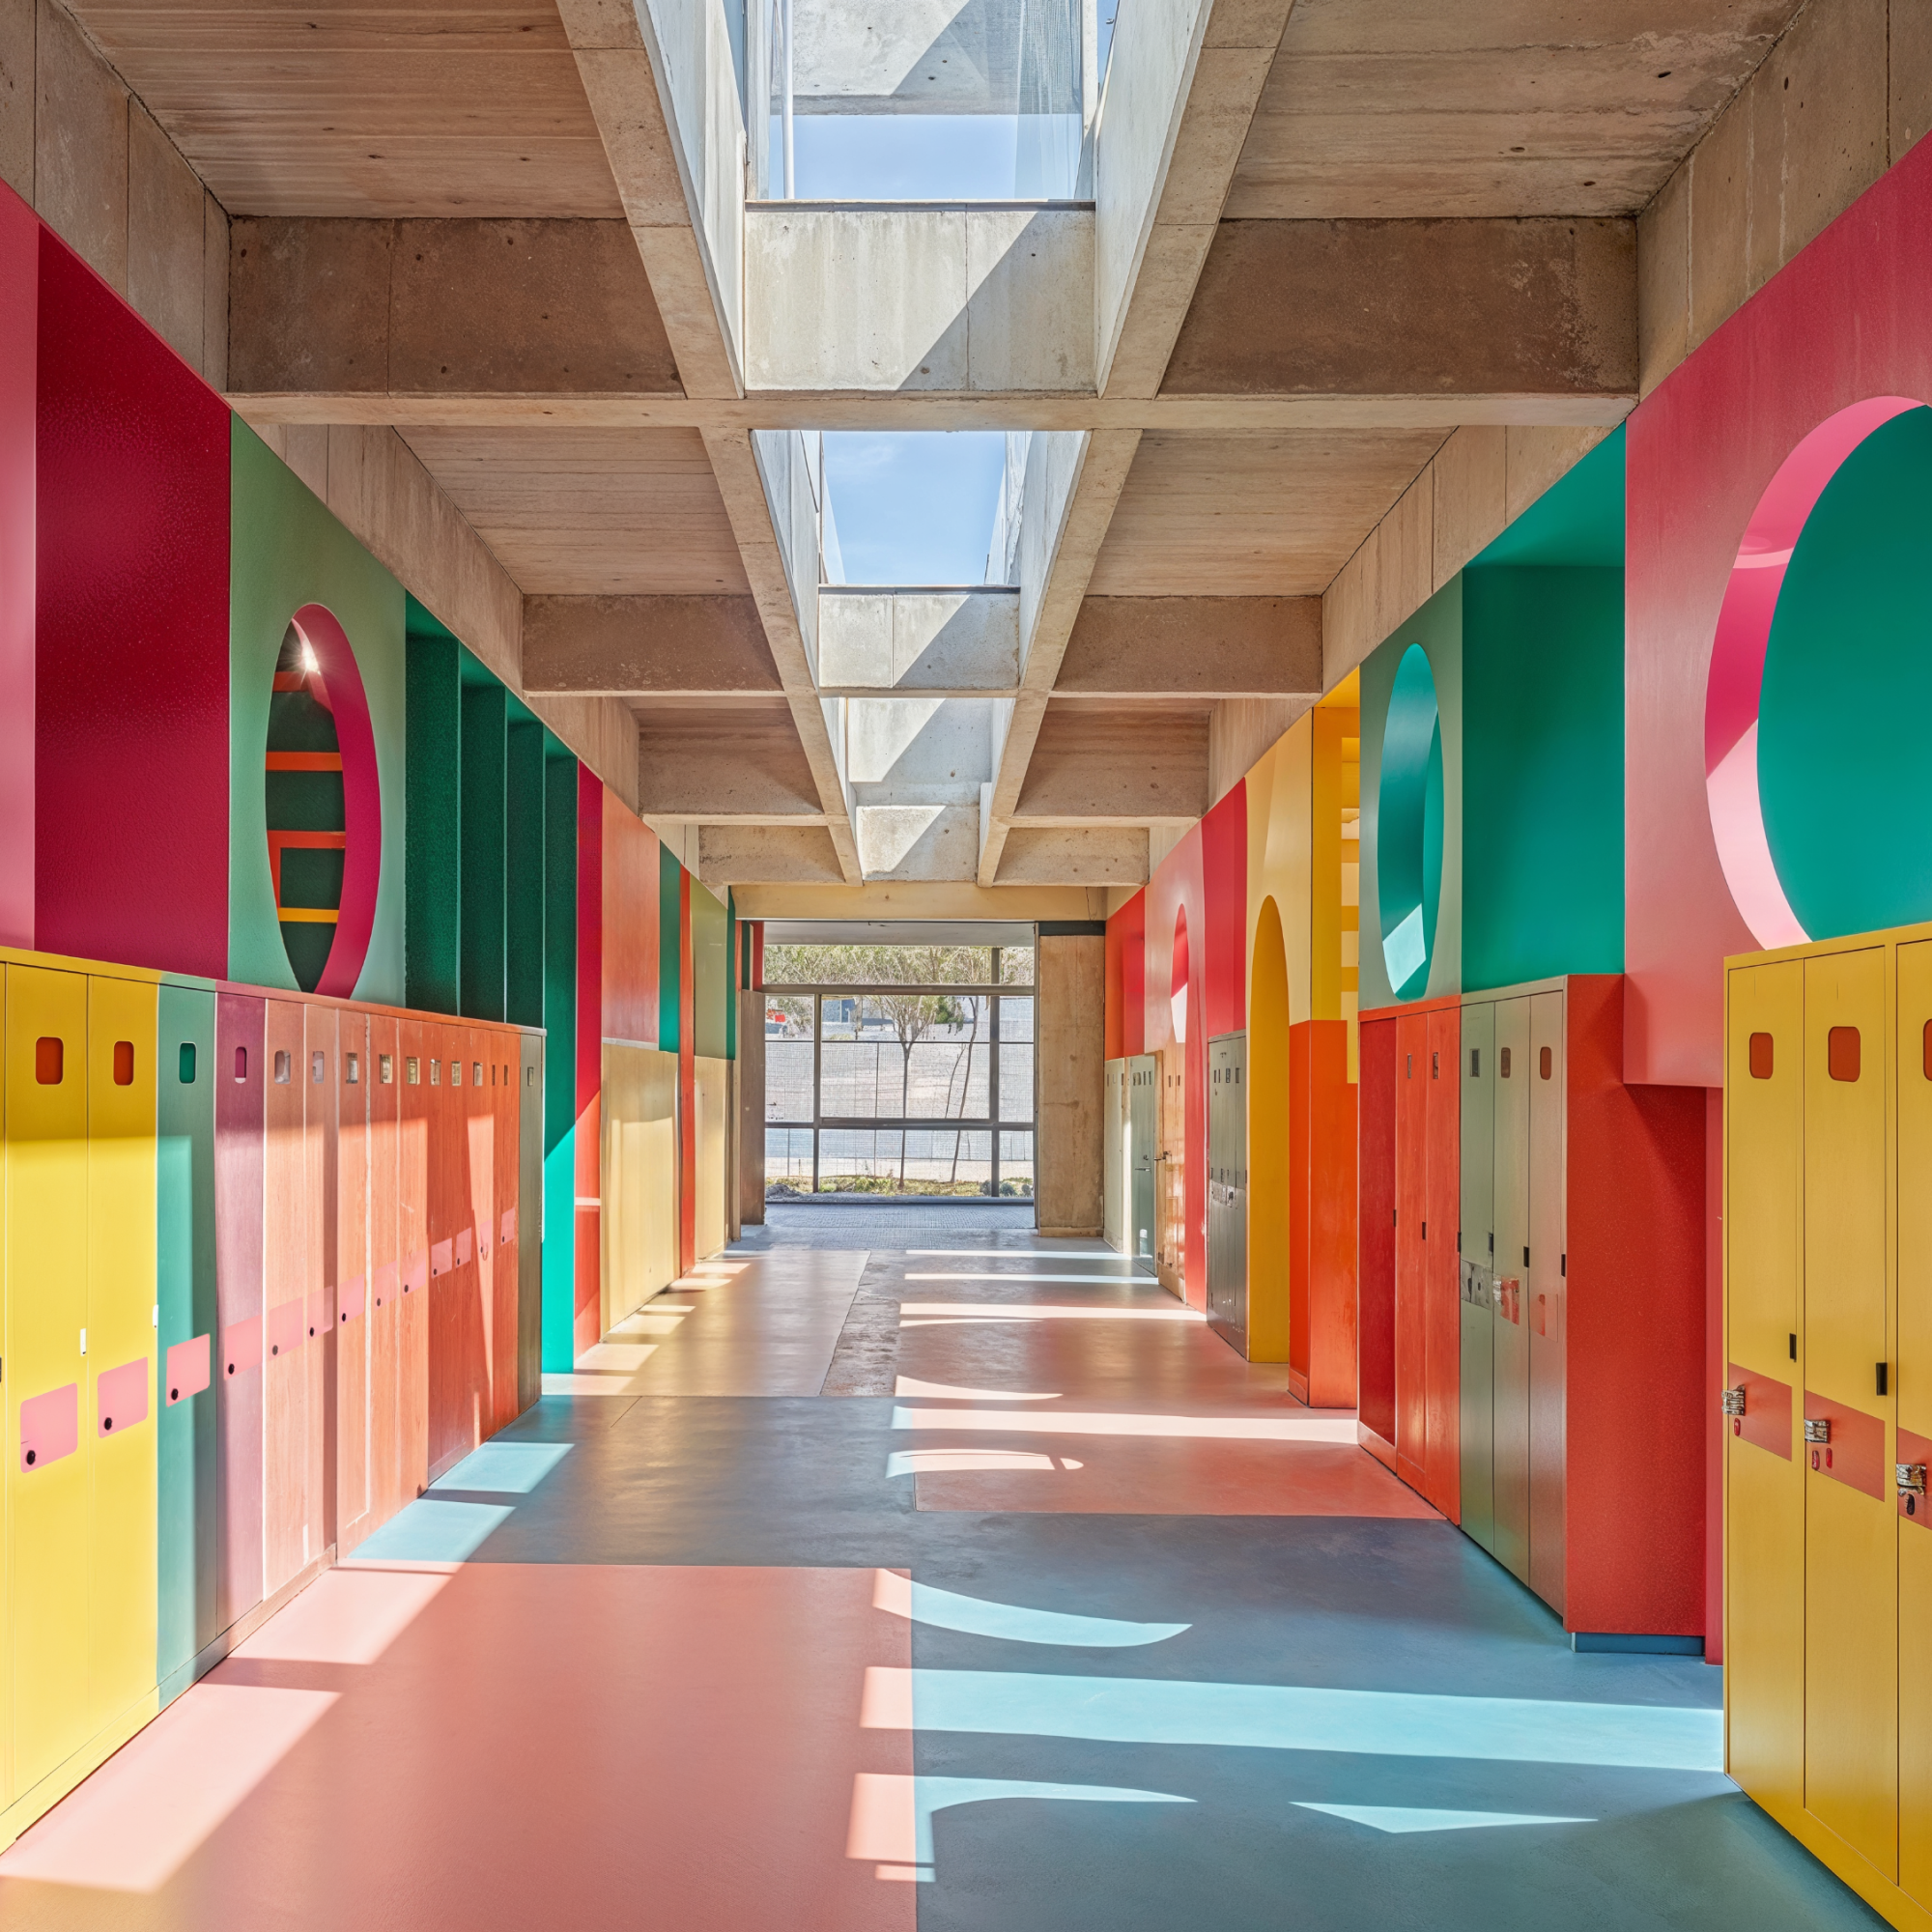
[600,1044,677,1329]
[695,1056,729,1261]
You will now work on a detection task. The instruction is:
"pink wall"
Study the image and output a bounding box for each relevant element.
[1625,130,1932,1084]
[34,214,231,976]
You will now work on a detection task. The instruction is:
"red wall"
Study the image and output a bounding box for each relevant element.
[601,786,660,1047]
[0,189,33,950]
[1626,129,1932,1085]
[1109,889,1146,1057]
[35,215,231,975]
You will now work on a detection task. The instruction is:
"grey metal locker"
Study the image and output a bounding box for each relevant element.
[1492,996,1532,1587]
[1128,1054,1157,1271]
[1527,990,1567,1614]
[1104,1059,1126,1254]
[1459,1002,1496,1553]
[1206,1032,1248,1354]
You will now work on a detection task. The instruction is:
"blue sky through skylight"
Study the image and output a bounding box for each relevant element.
[823,432,1009,584]
[777,115,1025,200]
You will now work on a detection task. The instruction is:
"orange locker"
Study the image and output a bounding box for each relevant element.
[367,1015,401,1526]
[1424,1004,1461,1520]
[213,994,265,1633]
[397,1019,429,1499]
[1393,1010,1427,1492]
[334,1010,370,1552]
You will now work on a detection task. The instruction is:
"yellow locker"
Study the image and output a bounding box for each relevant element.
[695,1057,728,1263]
[1724,957,1805,1814]
[1898,941,1932,1907]
[84,975,157,1738]
[5,965,91,1794]
[1803,946,1894,1878]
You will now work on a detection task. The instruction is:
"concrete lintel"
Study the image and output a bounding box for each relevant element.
[697,823,846,889]
[1012,705,1209,822]
[745,205,1095,394]
[817,587,1021,696]
[227,217,681,399]
[1165,217,1638,398]
[729,880,1111,920]
[637,706,824,818]
[1056,593,1320,695]
[524,594,781,695]
[855,803,985,882]
[994,826,1152,886]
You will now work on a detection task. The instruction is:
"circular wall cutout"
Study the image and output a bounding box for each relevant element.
[264,604,383,997]
[1705,396,1930,947]
[1377,643,1443,1001]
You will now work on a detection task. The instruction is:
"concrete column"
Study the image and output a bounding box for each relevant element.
[1035,923,1106,1236]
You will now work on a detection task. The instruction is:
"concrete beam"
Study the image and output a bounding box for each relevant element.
[556,0,746,399]
[993,826,1151,886]
[523,595,781,695]
[855,804,985,882]
[637,705,825,818]
[979,429,1143,883]
[818,588,1021,696]
[1012,705,1209,823]
[700,428,862,879]
[730,881,1112,920]
[1056,594,1320,695]
[697,824,846,890]
[745,205,1094,395]
[1094,0,1299,398]
[1166,218,1637,399]
[228,217,681,399]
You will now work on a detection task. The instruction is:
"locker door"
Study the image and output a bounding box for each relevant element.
[517,1033,543,1415]
[367,1017,400,1526]
[1899,941,1932,1907]
[1460,1002,1496,1551]
[1724,958,1804,1820]
[1492,997,1531,1585]
[1393,1012,1428,1492]
[86,976,159,1734]
[335,1012,371,1552]
[426,1028,460,1477]
[213,995,265,1635]
[491,1036,518,1429]
[1424,1006,1461,1520]
[1156,1049,1186,1298]
[156,983,216,1694]
[1128,1058,1156,1266]
[1104,1062,1124,1253]
[1206,1035,1248,1356]
[304,1009,332,1561]
[263,999,309,1595]
[1802,946,1893,1877]
[398,1021,429,1499]
[7,964,91,1792]
[1527,989,1567,1615]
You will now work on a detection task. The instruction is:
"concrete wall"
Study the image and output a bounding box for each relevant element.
[817,587,1020,694]
[0,0,227,388]
[745,204,1094,392]
[1035,926,1105,1234]
[1637,0,1932,397]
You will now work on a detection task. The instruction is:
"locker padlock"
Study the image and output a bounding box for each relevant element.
[1804,1417,1831,1445]
[1899,1463,1928,1495]
[1721,1387,1747,1417]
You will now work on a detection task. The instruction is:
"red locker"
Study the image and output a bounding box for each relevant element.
[303,1007,332,1564]
[1356,1016,1398,1463]
[490,1034,518,1433]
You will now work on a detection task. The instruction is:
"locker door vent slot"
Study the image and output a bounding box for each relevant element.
[112,1039,134,1085]
[178,1043,196,1084]
[1499,1048,1511,1078]
[1748,1032,1775,1078]
[1878,1361,1889,1397]
[311,1051,325,1083]
[234,1046,248,1081]
[273,1051,291,1083]
[1827,1025,1861,1082]
[1789,1332,1798,1360]
[1539,1046,1552,1079]
[34,1036,62,1084]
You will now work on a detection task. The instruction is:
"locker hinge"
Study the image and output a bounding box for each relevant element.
[1421,1222,1426,1240]
[1788,1332,1797,1361]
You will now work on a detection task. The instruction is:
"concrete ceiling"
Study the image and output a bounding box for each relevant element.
[56,0,1815,906]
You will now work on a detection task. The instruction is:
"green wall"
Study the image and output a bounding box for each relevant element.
[229,421,408,1003]
[460,681,507,1020]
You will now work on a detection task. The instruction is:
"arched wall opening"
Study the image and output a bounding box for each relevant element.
[1247,897,1292,1361]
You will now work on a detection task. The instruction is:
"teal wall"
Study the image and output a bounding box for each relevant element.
[404,619,462,1014]
[1461,566,1625,988]
[541,752,579,1374]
